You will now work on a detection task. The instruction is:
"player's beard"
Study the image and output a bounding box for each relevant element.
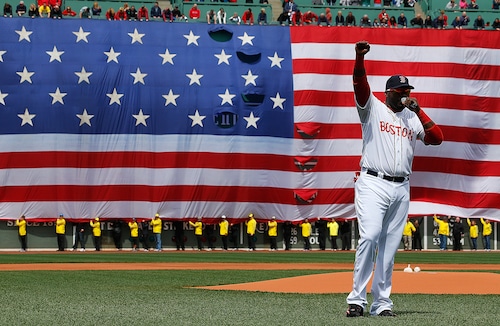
[385,98,405,112]
[386,95,405,112]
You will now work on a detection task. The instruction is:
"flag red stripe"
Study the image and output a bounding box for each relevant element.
[412,187,499,209]
[0,152,295,170]
[0,185,354,205]
[413,157,500,177]
[294,124,361,139]
[295,123,500,145]
[2,185,496,209]
[0,151,363,171]
[293,59,500,81]
[290,27,500,49]
[294,91,500,113]
[5,154,493,176]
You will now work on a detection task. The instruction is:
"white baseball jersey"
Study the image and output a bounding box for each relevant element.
[356,93,425,177]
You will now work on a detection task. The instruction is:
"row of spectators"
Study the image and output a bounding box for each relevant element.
[308,0,500,9]
[278,3,500,29]
[3,1,103,18]
[3,0,500,30]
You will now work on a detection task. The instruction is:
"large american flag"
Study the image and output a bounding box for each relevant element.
[0,19,498,222]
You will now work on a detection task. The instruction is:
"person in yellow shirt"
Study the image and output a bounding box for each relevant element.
[327,218,339,250]
[245,213,257,251]
[434,214,449,250]
[15,215,27,252]
[467,218,478,251]
[56,214,66,251]
[299,218,312,251]
[268,216,278,251]
[219,215,229,250]
[189,217,204,250]
[38,2,51,17]
[402,218,416,251]
[480,217,492,251]
[128,218,139,251]
[90,217,101,251]
[150,214,162,251]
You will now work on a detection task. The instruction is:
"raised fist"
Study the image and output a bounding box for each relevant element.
[355,41,370,56]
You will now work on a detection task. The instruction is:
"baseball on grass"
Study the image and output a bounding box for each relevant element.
[414,266,421,273]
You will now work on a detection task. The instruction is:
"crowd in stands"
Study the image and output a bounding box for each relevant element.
[276,0,500,29]
[2,0,500,30]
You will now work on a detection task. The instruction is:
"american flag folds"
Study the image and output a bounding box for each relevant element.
[0,19,498,222]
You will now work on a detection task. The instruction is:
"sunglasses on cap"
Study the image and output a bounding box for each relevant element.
[388,88,411,96]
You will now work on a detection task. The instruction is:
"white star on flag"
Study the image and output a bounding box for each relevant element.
[75,67,93,84]
[15,26,32,42]
[214,49,232,65]
[128,28,145,44]
[186,69,203,86]
[76,109,94,126]
[188,110,206,127]
[268,52,285,68]
[104,47,121,63]
[159,49,176,65]
[0,51,6,62]
[133,109,150,126]
[18,108,36,126]
[46,46,64,63]
[130,67,147,85]
[218,89,236,105]
[72,27,91,43]
[106,88,124,105]
[238,32,255,46]
[183,30,200,46]
[244,112,260,129]
[0,90,8,105]
[49,87,67,105]
[162,89,180,107]
[16,66,35,84]
[241,70,258,86]
[270,92,286,110]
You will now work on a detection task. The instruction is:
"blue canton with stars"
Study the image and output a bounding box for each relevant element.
[0,19,293,138]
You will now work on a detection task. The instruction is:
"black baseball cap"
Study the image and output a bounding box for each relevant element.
[386,75,414,91]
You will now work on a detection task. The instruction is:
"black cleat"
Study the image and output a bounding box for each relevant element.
[378,310,397,317]
[346,304,364,317]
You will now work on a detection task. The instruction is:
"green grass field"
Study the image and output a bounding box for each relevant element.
[0,251,499,325]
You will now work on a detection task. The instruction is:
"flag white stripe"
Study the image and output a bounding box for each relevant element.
[409,202,500,220]
[0,134,294,155]
[294,74,500,97]
[0,168,357,189]
[410,172,500,194]
[292,43,500,66]
[295,106,500,131]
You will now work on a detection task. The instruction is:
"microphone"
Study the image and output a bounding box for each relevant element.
[401,97,419,110]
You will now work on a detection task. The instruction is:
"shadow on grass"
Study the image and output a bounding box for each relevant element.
[396,310,438,316]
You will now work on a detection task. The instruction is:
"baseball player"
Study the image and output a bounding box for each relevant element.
[346,41,443,317]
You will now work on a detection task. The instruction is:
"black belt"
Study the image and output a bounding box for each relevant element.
[366,169,406,183]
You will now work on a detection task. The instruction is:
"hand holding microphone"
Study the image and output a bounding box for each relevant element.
[401,97,420,113]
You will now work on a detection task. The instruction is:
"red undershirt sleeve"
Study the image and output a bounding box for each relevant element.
[353,54,370,107]
[417,109,444,145]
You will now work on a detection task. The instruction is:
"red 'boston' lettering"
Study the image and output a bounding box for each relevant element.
[379,121,414,141]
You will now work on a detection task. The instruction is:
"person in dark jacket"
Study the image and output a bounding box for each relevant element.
[452,217,464,251]
[283,221,292,250]
[110,220,123,250]
[340,220,351,250]
[72,222,86,251]
[316,218,328,250]
[173,220,185,250]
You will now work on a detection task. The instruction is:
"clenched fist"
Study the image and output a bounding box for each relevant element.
[355,41,370,56]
